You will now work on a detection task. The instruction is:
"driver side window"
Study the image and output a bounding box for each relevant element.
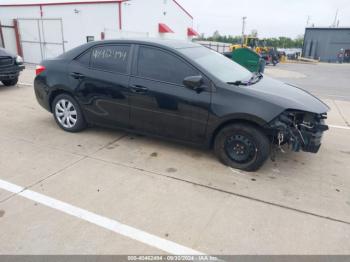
[137,46,199,86]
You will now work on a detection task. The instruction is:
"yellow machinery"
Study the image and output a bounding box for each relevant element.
[230,36,269,54]
[230,35,287,63]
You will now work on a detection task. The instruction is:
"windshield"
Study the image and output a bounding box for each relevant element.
[179,46,252,83]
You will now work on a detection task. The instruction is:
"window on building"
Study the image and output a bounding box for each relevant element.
[90,45,130,74]
[137,46,198,86]
[86,36,95,42]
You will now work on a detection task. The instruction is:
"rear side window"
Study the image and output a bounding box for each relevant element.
[137,46,198,85]
[90,45,130,74]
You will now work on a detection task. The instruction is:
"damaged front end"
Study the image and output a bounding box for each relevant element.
[268,110,329,153]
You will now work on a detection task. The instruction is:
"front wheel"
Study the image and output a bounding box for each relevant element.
[52,94,87,132]
[2,77,18,86]
[214,123,270,172]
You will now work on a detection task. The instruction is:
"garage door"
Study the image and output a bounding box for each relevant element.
[17,18,65,64]
[0,20,18,55]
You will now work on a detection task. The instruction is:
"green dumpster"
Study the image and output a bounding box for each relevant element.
[230,48,265,73]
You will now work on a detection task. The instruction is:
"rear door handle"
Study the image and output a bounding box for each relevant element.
[70,72,85,80]
[130,84,148,93]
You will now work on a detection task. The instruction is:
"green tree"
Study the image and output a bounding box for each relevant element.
[213,30,221,41]
[250,29,258,37]
[198,32,304,48]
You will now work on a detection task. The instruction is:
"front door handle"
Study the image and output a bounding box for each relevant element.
[70,72,85,80]
[130,84,148,93]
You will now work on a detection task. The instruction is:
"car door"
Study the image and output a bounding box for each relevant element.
[129,45,211,143]
[68,44,132,128]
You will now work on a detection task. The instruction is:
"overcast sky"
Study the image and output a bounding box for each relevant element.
[176,0,350,38]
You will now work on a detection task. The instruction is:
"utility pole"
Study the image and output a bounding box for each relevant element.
[241,16,247,46]
[306,16,310,27]
[332,9,339,27]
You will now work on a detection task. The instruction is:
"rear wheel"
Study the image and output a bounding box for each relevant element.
[214,123,270,171]
[2,77,18,86]
[52,94,86,132]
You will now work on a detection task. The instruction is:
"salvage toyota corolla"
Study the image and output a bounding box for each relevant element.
[34,39,329,171]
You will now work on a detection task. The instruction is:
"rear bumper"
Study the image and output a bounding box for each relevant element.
[34,76,51,112]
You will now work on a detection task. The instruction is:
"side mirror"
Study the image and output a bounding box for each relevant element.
[183,75,204,92]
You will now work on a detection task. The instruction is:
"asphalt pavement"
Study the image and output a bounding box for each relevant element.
[265,62,350,101]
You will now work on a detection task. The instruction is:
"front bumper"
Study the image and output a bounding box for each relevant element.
[0,64,25,81]
[269,111,329,154]
[300,127,326,153]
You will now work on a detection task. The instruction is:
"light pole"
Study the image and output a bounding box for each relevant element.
[242,16,247,47]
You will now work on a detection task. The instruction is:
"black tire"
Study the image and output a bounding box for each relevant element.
[2,77,18,86]
[52,94,87,132]
[214,123,270,172]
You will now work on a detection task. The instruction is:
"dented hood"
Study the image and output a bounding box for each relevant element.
[247,76,330,114]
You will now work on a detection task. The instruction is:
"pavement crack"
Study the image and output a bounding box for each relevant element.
[0,156,87,204]
[333,100,350,127]
[192,196,229,248]
[89,156,350,227]
[90,133,128,155]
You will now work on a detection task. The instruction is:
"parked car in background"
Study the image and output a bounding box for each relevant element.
[0,48,25,86]
[277,48,302,60]
[34,39,329,171]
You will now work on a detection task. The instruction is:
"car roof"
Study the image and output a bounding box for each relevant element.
[58,38,202,60]
[91,38,201,49]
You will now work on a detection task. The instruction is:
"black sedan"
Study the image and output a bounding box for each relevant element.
[34,39,329,171]
[0,47,25,86]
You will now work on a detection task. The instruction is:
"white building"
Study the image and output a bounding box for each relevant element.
[0,0,198,63]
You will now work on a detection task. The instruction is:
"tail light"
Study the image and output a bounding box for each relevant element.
[36,65,46,75]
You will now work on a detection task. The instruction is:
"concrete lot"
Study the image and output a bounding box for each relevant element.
[0,63,350,254]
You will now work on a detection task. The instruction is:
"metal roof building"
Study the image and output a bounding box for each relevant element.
[302,27,350,62]
[0,0,198,63]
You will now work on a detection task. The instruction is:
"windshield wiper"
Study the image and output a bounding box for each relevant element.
[226,72,264,86]
[227,72,263,86]
[249,72,263,84]
[227,80,249,86]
